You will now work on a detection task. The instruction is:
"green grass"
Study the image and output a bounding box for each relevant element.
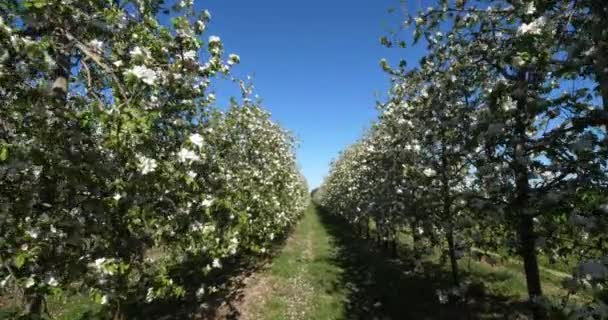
[396,231,592,303]
[249,204,349,319]
[0,293,98,320]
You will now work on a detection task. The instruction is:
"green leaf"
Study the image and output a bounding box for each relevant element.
[0,147,8,161]
[14,253,26,269]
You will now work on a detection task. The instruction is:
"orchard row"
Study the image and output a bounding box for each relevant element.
[317,1,607,319]
[0,1,308,318]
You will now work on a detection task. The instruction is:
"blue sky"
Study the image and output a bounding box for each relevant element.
[197,0,426,189]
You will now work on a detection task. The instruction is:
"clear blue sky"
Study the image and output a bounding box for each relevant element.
[197,0,426,189]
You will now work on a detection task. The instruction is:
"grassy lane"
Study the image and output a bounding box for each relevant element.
[242,204,348,320]
[231,204,590,320]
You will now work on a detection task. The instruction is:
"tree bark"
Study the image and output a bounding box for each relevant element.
[513,72,544,319]
[446,227,460,286]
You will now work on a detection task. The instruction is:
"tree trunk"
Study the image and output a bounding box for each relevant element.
[513,73,544,318]
[446,227,460,286]
[519,214,543,298]
[24,290,44,316]
[411,223,419,258]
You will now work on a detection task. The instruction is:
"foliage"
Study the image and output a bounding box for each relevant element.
[0,0,308,318]
[319,0,607,318]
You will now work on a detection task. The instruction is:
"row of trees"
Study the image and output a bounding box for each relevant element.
[0,1,308,318]
[318,0,607,318]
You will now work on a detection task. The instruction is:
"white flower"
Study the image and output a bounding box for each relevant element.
[187,171,197,179]
[260,247,267,253]
[208,93,216,101]
[196,286,206,298]
[524,2,536,15]
[501,96,517,112]
[129,46,150,59]
[208,35,221,45]
[212,258,222,269]
[178,0,193,8]
[517,16,546,36]
[183,50,197,61]
[201,198,214,208]
[189,133,204,147]
[113,193,122,201]
[203,9,212,20]
[25,277,36,288]
[178,148,200,163]
[89,39,104,53]
[125,65,157,85]
[269,233,275,240]
[46,276,58,287]
[94,258,106,268]
[113,60,124,68]
[423,168,436,177]
[146,287,154,303]
[228,54,240,65]
[583,46,596,57]
[136,155,158,174]
[436,290,448,304]
[195,20,206,33]
[396,188,403,195]
[100,295,109,305]
[26,229,39,239]
[0,275,10,288]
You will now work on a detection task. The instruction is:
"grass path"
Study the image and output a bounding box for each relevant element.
[218,204,590,320]
[228,204,348,320]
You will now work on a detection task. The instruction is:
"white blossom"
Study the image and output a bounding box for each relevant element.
[501,96,517,112]
[136,155,158,174]
[196,20,206,33]
[0,276,10,288]
[183,50,197,61]
[125,65,157,85]
[436,290,448,304]
[524,2,536,15]
[187,171,197,179]
[212,258,222,269]
[517,16,546,36]
[45,276,59,287]
[146,287,154,303]
[208,35,221,45]
[88,39,104,53]
[178,148,200,163]
[26,229,39,239]
[129,46,150,59]
[189,133,204,147]
[202,198,214,208]
[25,277,35,288]
[228,54,240,65]
[203,9,212,20]
[196,286,206,298]
[423,168,436,177]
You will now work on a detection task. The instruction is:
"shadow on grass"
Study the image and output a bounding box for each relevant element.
[315,205,532,320]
